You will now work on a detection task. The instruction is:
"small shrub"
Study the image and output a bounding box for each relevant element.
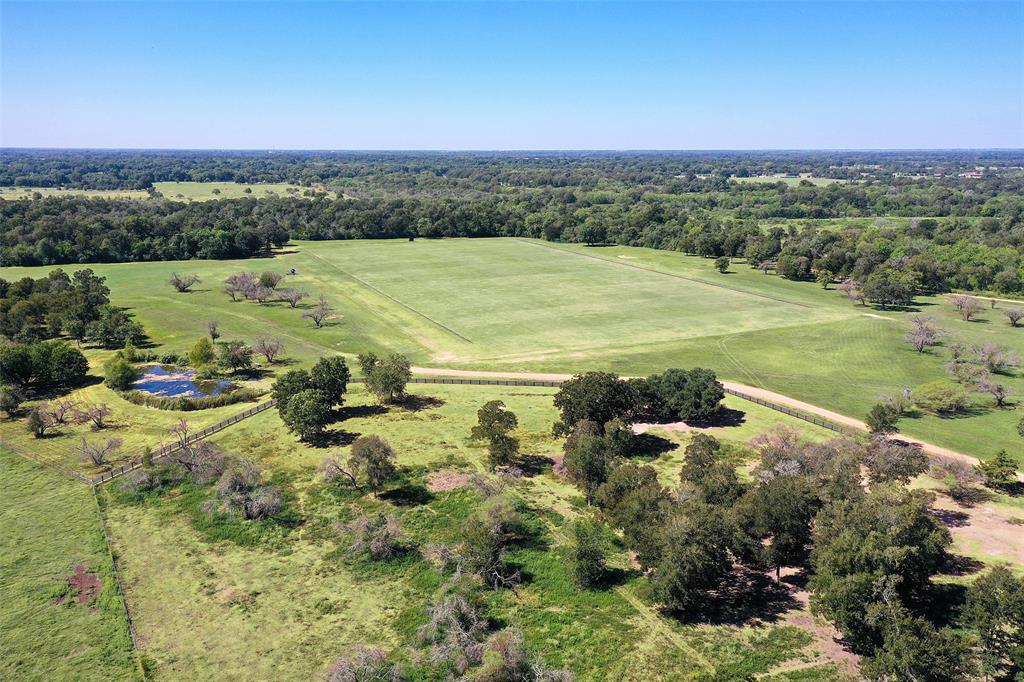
[913,381,968,415]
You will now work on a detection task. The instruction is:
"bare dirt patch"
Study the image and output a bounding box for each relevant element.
[632,421,694,435]
[426,470,470,492]
[65,563,102,606]
[550,454,568,478]
[932,494,1024,565]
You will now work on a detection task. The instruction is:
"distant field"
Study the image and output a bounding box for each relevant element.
[731,175,849,186]
[4,237,1022,460]
[0,450,137,681]
[0,186,150,200]
[152,181,331,201]
[0,182,331,202]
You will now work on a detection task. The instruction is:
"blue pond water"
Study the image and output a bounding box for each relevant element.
[131,366,234,398]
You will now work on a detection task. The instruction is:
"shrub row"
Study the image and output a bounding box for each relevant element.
[120,387,263,411]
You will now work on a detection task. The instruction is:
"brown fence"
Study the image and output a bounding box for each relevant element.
[89,399,277,486]
[723,386,856,435]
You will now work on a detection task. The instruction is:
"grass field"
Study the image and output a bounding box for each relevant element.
[0,450,138,681]
[99,382,849,681]
[0,182,330,202]
[4,237,1020,461]
[730,176,849,186]
[0,186,151,200]
[152,181,331,201]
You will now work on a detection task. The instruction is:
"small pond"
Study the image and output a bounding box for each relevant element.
[131,365,235,398]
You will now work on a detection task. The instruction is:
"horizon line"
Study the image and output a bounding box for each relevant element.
[3,146,1024,154]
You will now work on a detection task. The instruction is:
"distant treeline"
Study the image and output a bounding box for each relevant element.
[3,192,1023,294]
[2,151,1023,294]
[2,148,1023,189]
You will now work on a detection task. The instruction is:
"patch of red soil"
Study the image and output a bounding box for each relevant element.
[427,470,471,492]
[551,455,568,478]
[68,563,102,606]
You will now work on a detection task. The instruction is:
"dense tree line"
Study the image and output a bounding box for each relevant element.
[4,151,1023,294]
[2,149,1021,189]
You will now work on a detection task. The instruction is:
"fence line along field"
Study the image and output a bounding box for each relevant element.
[4,237,1021,461]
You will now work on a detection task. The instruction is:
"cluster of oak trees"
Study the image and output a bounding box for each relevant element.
[0,268,143,346]
[545,370,1023,680]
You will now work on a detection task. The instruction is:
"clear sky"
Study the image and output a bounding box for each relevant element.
[2,1,1022,150]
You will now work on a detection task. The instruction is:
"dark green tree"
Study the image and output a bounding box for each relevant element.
[650,503,732,615]
[359,352,412,404]
[271,369,312,414]
[552,372,638,435]
[570,518,609,588]
[310,355,350,407]
[282,389,332,442]
[978,450,1019,491]
[963,565,1024,681]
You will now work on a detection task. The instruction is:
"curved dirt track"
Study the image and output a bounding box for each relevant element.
[411,366,983,467]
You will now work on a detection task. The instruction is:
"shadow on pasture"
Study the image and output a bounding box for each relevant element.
[942,553,985,577]
[700,407,747,428]
[310,429,360,448]
[931,508,970,528]
[396,394,445,412]
[513,454,555,477]
[631,433,676,458]
[336,404,389,420]
[379,482,433,506]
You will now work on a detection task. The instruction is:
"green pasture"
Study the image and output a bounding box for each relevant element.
[0,450,138,681]
[730,176,849,186]
[3,237,1022,460]
[152,181,330,201]
[0,186,150,200]
[99,382,847,681]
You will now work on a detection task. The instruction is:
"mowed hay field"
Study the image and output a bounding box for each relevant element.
[152,181,332,201]
[4,237,1023,460]
[0,450,138,682]
[100,382,851,681]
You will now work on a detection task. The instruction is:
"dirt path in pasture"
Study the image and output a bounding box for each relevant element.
[411,366,985,469]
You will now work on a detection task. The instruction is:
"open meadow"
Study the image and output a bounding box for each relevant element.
[0,450,139,681]
[97,381,857,681]
[4,237,1021,462]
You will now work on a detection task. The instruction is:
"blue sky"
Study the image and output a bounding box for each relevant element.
[2,1,1022,149]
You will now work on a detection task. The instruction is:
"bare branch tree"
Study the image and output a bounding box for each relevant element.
[977,378,1012,407]
[207,320,220,342]
[224,273,257,301]
[904,315,943,352]
[277,288,308,308]
[75,403,112,430]
[958,297,985,321]
[319,454,359,489]
[973,343,1021,374]
[253,337,285,364]
[302,295,333,327]
[77,436,123,466]
[49,398,77,425]
[324,646,402,682]
[168,272,201,293]
[1004,308,1024,327]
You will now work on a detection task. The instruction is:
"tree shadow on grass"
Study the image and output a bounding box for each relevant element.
[942,553,986,577]
[396,394,446,412]
[310,429,360,448]
[336,404,389,420]
[931,508,970,528]
[379,482,434,507]
[698,407,747,428]
[510,454,554,477]
[631,433,677,458]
